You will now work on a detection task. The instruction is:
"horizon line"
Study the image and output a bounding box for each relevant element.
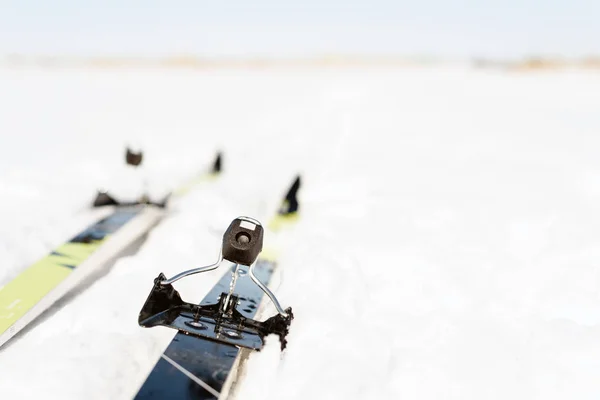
[2,54,600,70]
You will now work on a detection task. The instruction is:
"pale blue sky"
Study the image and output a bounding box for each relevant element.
[1,0,598,58]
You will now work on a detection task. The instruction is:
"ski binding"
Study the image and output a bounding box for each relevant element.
[138,217,293,350]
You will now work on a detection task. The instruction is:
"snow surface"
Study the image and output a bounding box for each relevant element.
[1,65,600,399]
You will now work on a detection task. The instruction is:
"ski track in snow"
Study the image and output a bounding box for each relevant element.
[1,65,600,399]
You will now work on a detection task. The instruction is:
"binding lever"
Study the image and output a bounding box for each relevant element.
[140,217,293,350]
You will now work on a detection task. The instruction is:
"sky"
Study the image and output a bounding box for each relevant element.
[0,0,599,58]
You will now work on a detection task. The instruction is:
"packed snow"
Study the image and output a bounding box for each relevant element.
[1,65,600,399]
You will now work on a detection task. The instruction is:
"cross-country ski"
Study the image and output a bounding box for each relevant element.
[135,176,300,399]
[0,151,222,348]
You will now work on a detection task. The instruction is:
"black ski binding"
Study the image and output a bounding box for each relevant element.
[92,190,171,208]
[138,217,293,350]
[93,146,168,208]
[93,151,223,209]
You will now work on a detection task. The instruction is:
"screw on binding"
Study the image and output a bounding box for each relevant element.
[158,216,289,317]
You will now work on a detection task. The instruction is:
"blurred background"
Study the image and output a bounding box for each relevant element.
[1,1,600,399]
[1,0,599,58]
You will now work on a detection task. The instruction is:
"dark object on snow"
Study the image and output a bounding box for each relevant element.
[92,191,170,208]
[126,148,143,167]
[279,175,301,215]
[212,152,222,173]
[92,191,120,207]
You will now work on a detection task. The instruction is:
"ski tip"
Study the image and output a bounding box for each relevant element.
[279,174,302,216]
[269,174,302,231]
[125,147,143,167]
[92,190,120,207]
[211,151,223,174]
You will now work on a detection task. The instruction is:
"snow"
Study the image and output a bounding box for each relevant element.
[1,65,600,399]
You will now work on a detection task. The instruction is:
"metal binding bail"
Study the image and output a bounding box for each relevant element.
[159,216,289,317]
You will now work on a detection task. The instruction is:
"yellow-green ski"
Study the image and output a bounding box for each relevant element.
[0,152,223,349]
